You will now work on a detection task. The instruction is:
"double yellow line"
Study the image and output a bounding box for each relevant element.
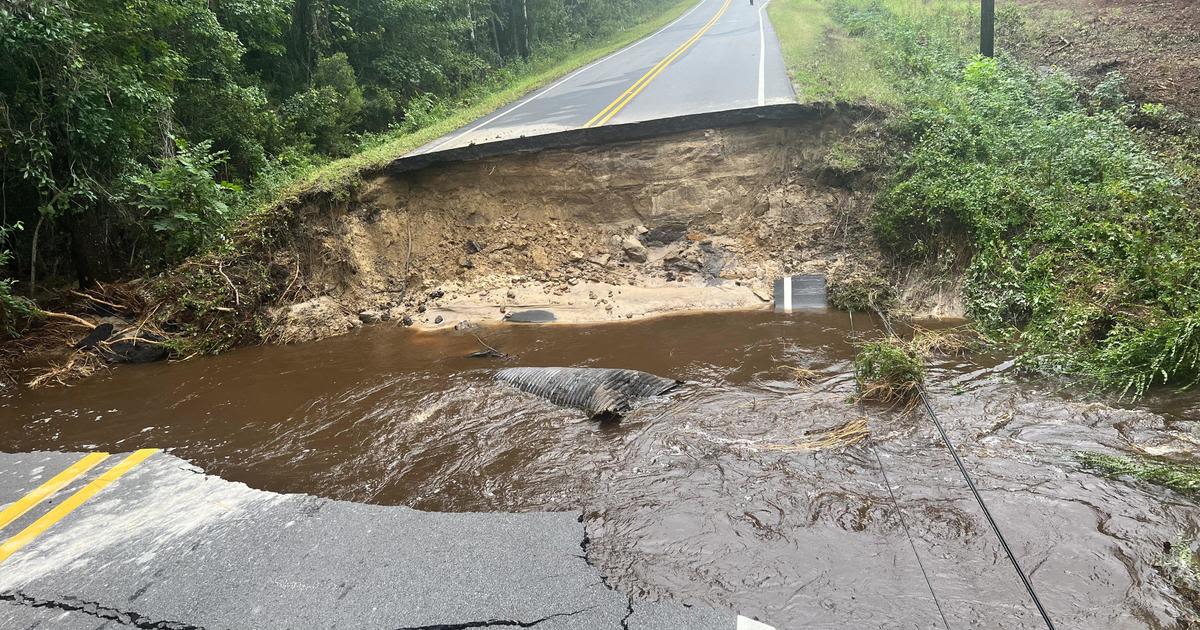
[0,449,159,564]
[584,0,733,128]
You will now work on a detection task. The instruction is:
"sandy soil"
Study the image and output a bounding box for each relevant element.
[270,113,898,342]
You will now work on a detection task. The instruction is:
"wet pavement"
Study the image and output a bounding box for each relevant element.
[2,310,1199,628]
[0,451,739,629]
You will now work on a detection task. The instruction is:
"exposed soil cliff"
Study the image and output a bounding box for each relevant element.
[261,105,944,344]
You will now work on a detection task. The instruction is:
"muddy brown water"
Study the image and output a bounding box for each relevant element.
[3,310,1198,628]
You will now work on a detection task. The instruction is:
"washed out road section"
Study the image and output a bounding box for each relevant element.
[0,451,740,629]
[413,0,794,154]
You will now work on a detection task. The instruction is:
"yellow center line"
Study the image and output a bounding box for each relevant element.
[584,0,733,128]
[0,452,111,532]
[0,449,160,565]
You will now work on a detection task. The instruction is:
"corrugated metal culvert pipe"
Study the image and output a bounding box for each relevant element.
[496,367,682,419]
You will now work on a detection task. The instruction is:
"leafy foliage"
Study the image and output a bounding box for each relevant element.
[0,0,680,292]
[0,223,37,338]
[832,0,1200,396]
[116,139,236,264]
[1078,452,1200,496]
[853,338,925,403]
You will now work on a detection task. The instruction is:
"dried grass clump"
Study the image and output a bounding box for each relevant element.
[780,365,821,387]
[760,417,870,452]
[27,352,107,389]
[909,324,980,357]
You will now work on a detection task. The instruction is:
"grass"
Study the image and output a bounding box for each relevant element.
[759,417,871,451]
[802,0,1200,398]
[767,0,896,104]
[1077,452,1200,496]
[853,337,925,405]
[269,0,697,205]
[826,261,894,313]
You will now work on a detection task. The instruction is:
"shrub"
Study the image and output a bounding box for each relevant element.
[832,0,1200,397]
[827,262,894,313]
[1078,452,1200,496]
[282,54,365,156]
[854,338,925,404]
[116,139,236,264]
[0,223,38,338]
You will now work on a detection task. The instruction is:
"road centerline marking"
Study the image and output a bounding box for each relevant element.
[0,452,110,532]
[418,0,709,154]
[584,0,733,128]
[0,449,160,565]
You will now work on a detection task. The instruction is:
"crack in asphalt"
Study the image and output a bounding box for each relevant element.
[394,607,592,629]
[1,591,204,629]
[579,514,636,630]
[3,591,598,630]
[620,596,634,630]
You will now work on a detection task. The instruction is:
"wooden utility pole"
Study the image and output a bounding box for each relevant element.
[981,0,995,56]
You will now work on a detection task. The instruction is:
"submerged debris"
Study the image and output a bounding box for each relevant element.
[27,352,107,389]
[496,366,681,419]
[467,333,508,359]
[679,417,871,453]
[1158,534,1200,619]
[760,417,871,452]
[909,324,980,358]
[780,365,822,387]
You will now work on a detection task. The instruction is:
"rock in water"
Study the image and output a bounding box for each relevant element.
[496,367,681,419]
[73,323,115,350]
[504,309,556,323]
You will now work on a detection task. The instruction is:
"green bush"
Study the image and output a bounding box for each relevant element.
[833,0,1200,397]
[0,223,38,338]
[854,338,925,403]
[117,139,236,264]
[1078,452,1200,496]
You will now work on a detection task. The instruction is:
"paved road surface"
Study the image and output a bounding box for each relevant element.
[414,0,794,155]
[0,451,773,629]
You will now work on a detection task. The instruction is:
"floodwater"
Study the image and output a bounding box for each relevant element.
[3,310,1198,628]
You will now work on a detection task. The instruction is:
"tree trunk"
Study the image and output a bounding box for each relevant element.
[467,1,477,51]
[521,0,530,58]
[509,0,519,58]
[29,214,43,293]
[491,14,501,58]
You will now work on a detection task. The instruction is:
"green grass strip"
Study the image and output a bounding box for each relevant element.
[1078,452,1200,496]
[767,0,896,105]
[273,0,699,205]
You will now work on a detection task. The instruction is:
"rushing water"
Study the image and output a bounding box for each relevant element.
[3,310,1198,628]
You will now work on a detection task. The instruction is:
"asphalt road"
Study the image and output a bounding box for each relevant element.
[0,451,772,629]
[414,0,794,155]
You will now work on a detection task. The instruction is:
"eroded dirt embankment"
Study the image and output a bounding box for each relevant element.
[241,104,948,345]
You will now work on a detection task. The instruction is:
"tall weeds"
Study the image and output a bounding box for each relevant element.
[832,0,1200,397]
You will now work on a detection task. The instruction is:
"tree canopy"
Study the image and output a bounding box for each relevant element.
[0,0,675,289]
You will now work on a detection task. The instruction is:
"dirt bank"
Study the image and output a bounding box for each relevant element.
[1011,0,1200,118]
[249,104,938,345]
[6,105,952,385]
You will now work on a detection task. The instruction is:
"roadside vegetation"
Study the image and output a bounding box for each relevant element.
[773,0,1200,398]
[1077,452,1200,497]
[853,337,924,405]
[0,0,690,338]
[766,0,894,105]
